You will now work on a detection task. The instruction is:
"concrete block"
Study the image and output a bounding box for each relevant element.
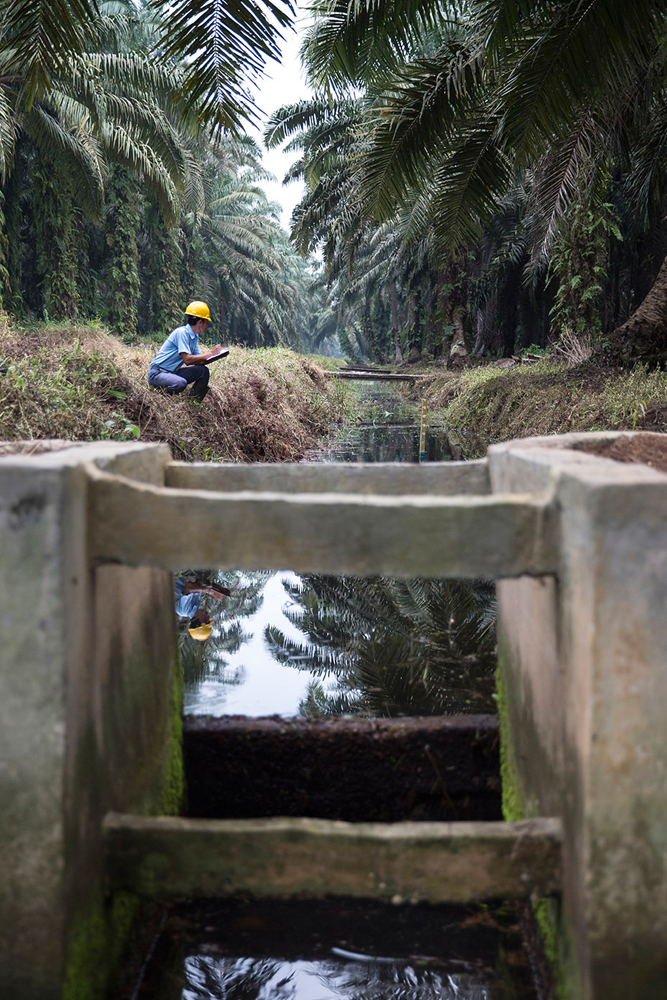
[0,443,179,999]
[5,433,667,1000]
[103,813,563,903]
[491,432,667,1000]
[88,465,557,578]
[165,459,492,495]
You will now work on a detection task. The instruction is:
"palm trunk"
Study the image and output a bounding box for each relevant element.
[448,306,469,368]
[390,281,402,362]
[606,253,667,365]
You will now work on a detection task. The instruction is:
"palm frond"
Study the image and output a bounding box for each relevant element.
[484,0,665,158]
[356,44,486,218]
[0,86,17,179]
[404,118,511,249]
[0,0,99,105]
[102,120,178,218]
[155,0,295,132]
[527,108,601,263]
[301,0,464,91]
[22,104,106,211]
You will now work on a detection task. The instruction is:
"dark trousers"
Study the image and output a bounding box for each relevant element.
[148,364,210,399]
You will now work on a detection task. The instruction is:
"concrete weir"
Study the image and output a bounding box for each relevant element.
[1,432,666,999]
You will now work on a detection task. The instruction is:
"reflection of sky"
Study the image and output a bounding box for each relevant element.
[182,956,492,1000]
[184,571,335,717]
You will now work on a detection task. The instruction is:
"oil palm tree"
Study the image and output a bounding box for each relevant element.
[301,0,667,361]
[0,1,203,318]
[0,0,294,132]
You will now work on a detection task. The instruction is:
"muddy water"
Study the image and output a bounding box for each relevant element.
[146,385,538,1000]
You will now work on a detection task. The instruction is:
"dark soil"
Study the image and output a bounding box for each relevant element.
[576,432,667,474]
[184,715,501,823]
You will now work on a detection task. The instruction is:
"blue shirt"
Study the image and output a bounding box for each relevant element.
[150,324,200,373]
[174,577,201,619]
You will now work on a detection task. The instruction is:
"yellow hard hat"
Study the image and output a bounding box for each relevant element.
[188,623,212,641]
[185,301,211,322]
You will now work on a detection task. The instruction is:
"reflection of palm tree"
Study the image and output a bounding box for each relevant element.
[184,956,296,1000]
[183,954,487,1000]
[265,576,496,718]
[312,959,479,1000]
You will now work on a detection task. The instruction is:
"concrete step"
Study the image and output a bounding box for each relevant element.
[183,715,502,823]
[103,813,562,904]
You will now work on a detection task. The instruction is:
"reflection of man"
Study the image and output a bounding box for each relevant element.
[175,576,231,642]
[147,301,228,401]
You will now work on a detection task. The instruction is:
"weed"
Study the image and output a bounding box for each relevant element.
[0,324,350,461]
[405,358,667,457]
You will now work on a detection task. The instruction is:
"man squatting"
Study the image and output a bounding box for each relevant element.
[147,300,228,401]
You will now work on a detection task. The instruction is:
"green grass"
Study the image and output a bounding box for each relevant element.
[409,358,667,456]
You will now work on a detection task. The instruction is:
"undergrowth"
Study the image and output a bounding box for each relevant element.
[0,321,349,461]
[410,358,667,456]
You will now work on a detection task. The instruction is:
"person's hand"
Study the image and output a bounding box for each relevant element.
[206,344,223,358]
[205,584,231,600]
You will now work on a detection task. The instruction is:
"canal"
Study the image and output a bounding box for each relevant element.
[129,384,540,1000]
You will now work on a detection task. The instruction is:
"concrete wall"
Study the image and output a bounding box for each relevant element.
[4,433,667,1000]
[491,433,667,1000]
[0,443,180,999]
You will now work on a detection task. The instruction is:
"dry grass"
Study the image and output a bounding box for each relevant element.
[552,329,593,367]
[0,321,349,462]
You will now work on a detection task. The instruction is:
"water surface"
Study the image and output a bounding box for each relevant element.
[131,899,537,1000]
[181,385,496,719]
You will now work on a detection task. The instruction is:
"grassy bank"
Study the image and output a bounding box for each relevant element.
[0,321,347,461]
[411,358,667,457]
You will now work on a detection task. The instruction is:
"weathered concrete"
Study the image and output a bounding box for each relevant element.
[490,431,667,1000]
[103,813,563,902]
[88,464,556,578]
[165,458,491,495]
[4,433,667,1000]
[0,443,181,1000]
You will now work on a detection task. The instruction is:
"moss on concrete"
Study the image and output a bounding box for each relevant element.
[62,891,138,1000]
[494,661,525,823]
[63,639,184,998]
[495,652,582,1000]
[156,655,184,817]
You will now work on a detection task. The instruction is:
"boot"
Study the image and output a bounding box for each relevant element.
[190,383,209,402]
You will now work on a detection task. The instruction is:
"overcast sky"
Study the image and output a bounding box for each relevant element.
[249,12,313,232]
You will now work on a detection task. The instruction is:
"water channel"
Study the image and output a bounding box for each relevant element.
[131,385,539,1000]
[180,386,496,720]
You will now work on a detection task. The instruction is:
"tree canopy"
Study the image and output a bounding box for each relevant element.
[264,0,667,364]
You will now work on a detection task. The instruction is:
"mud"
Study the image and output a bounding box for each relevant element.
[184,715,501,822]
[577,431,667,474]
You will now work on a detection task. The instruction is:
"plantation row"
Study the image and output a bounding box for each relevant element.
[4,0,667,368]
